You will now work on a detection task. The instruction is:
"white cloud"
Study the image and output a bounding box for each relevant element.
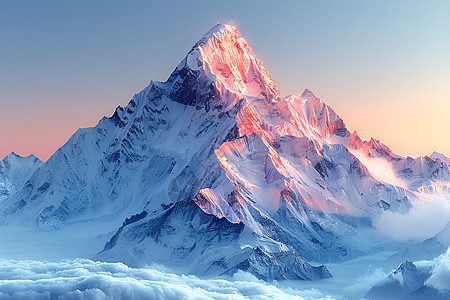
[342,266,388,295]
[425,247,450,292]
[0,259,334,300]
[372,196,450,241]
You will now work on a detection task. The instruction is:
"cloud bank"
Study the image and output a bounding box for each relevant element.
[342,266,388,295]
[0,258,333,300]
[425,247,450,292]
[372,196,450,241]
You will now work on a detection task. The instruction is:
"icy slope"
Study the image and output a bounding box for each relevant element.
[0,153,42,201]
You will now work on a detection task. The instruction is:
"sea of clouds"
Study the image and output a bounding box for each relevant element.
[372,196,450,242]
[0,248,447,299]
[0,258,335,300]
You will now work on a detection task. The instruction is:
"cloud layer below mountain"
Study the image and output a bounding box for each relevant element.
[0,258,334,300]
[373,195,450,242]
[424,247,450,292]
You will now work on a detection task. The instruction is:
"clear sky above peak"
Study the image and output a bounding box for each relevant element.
[1,0,449,161]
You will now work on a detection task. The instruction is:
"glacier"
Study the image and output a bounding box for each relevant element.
[0,23,449,298]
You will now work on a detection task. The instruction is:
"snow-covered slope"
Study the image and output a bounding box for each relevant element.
[1,24,449,280]
[0,153,42,201]
[96,200,331,281]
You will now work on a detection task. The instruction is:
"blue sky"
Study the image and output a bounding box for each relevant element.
[1,0,449,160]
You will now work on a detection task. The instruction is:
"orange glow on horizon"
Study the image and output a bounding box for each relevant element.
[2,84,449,162]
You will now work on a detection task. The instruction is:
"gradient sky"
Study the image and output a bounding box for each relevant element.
[1,0,449,161]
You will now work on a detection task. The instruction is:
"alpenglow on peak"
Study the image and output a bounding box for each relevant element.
[169,23,280,103]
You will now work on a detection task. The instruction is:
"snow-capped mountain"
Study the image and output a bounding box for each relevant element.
[366,247,450,300]
[0,153,42,201]
[1,24,449,280]
[366,261,430,300]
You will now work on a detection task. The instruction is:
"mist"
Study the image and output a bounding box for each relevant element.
[349,149,407,188]
[373,195,450,241]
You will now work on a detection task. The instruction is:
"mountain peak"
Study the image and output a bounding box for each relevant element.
[3,152,41,162]
[430,151,450,162]
[196,23,238,46]
[300,88,318,99]
[169,23,279,104]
